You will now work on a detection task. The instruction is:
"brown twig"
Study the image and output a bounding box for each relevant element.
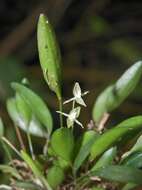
[98,113,110,132]
[14,125,26,151]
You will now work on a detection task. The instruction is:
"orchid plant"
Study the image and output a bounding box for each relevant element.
[0,14,142,190]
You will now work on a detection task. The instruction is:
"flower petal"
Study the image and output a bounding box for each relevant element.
[76,97,86,107]
[75,119,84,128]
[69,107,81,119]
[73,82,81,98]
[63,97,76,104]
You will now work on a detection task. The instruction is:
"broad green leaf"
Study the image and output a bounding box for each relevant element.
[48,147,70,169]
[57,157,70,170]
[92,165,142,185]
[93,61,142,124]
[92,188,105,190]
[0,118,4,137]
[73,131,98,172]
[93,85,114,125]
[21,151,52,190]
[90,116,142,160]
[37,14,62,99]
[91,147,117,171]
[16,93,32,125]
[122,183,138,190]
[7,98,48,137]
[47,166,65,189]
[51,128,74,163]
[81,130,98,146]
[122,135,142,159]
[7,98,19,124]
[122,152,142,168]
[11,82,53,135]
[0,165,22,180]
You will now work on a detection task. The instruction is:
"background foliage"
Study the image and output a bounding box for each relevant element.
[0,1,142,187]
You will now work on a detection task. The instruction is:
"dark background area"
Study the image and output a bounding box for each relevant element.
[0,0,142,132]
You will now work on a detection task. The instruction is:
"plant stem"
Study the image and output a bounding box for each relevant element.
[1,140,12,162]
[2,137,22,158]
[59,98,63,128]
[43,138,49,155]
[21,151,52,190]
[72,100,75,110]
[27,131,35,160]
[73,169,77,190]
[14,125,26,150]
[71,100,75,132]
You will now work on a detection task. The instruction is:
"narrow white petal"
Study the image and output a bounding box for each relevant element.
[56,111,69,117]
[69,107,81,119]
[73,82,82,97]
[82,91,89,96]
[63,97,76,104]
[75,119,84,128]
[76,97,86,107]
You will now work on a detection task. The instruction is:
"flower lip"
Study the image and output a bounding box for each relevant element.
[56,106,83,128]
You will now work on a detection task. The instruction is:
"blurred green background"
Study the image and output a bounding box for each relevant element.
[0,0,142,148]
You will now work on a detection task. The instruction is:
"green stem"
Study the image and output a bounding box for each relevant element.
[21,151,52,190]
[59,98,63,128]
[43,138,49,155]
[72,100,75,110]
[71,100,75,132]
[14,125,26,150]
[27,132,35,160]
[2,137,22,158]
[73,169,77,190]
[1,140,12,162]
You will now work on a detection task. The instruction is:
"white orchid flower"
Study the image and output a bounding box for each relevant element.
[64,82,89,107]
[56,107,83,128]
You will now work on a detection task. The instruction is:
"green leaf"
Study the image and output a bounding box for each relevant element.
[90,116,142,160]
[92,165,142,185]
[122,152,142,169]
[122,183,138,190]
[37,14,62,99]
[81,130,98,146]
[122,135,142,159]
[0,164,22,180]
[51,128,74,163]
[7,98,48,137]
[56,157,70,170]
[47,166,65,189]
[7,98,19,124]
[16,93,32,125]
[73,131,98,172]
[0,118,4,137]
[11,82,53,135]
[21,151,52,190]
[91,147,117,171]
[93,61,142,124]
[48,147,70,169]
[93,85,114,125]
